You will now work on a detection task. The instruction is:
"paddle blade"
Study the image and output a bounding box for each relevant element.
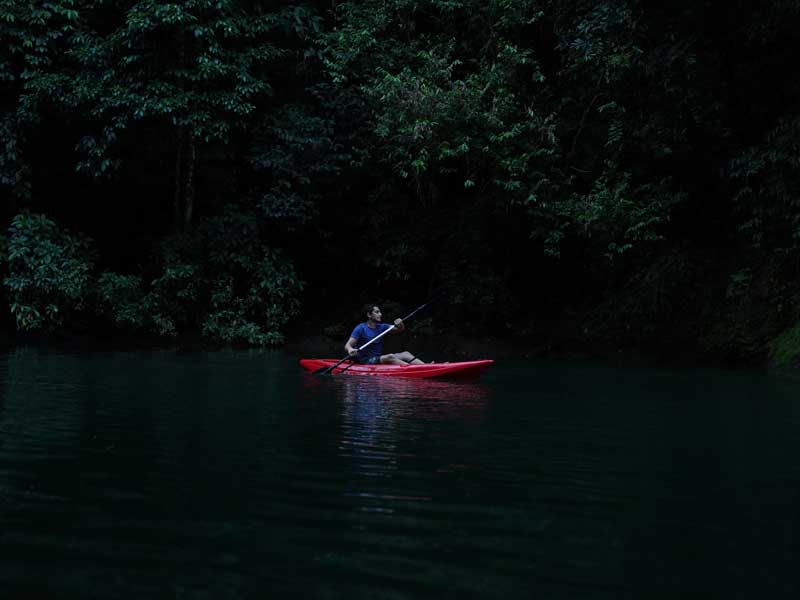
[313,357,353,375]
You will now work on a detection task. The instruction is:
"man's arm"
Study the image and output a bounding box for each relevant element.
[345,336,359,356]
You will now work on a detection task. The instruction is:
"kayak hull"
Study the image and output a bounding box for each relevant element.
[300,359,494,379]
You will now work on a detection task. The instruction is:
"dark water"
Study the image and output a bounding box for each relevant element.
[1,348,799,599]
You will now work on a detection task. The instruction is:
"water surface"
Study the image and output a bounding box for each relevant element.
[1,349,799,598]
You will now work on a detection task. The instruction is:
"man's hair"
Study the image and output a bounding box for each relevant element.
[364,303,380,318]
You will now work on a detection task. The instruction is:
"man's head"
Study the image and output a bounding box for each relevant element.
[364,304,382,322]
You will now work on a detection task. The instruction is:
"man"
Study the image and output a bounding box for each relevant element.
[345,304,425,365]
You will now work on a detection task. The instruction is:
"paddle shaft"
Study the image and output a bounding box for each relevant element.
[316,299,434,375]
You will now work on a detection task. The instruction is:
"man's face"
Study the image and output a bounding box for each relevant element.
[368,307,382,321]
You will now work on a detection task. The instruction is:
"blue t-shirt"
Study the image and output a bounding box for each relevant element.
[350,322,391,361]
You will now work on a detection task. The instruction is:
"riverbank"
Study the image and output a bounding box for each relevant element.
[0,323,775,374]
[282,327,769,373]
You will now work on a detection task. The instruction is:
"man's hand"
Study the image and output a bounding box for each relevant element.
[394,318,404,328]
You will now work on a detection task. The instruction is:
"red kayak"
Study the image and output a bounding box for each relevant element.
[299,358,494,379]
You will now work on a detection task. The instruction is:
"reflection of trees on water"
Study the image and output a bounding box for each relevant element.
[0,348,178,515]
[0,348,88,505]
[0,349,267,512]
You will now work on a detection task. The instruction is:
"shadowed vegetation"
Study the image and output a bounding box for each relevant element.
[1,0,799,363]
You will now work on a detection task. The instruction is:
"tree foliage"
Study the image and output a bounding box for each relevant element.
[0,1,799,361]
[3,212,94,331]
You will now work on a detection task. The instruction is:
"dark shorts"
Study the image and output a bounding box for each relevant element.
[354,355,381,365]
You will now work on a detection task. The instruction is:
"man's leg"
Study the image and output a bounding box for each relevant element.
[393,351,425,364]
[380,353,408,365]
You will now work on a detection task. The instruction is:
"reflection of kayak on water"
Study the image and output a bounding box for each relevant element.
[299,359,494,379]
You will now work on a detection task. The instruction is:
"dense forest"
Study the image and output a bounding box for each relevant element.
[2,0,800,366]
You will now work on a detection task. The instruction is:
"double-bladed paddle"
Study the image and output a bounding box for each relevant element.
[314,298,436,375]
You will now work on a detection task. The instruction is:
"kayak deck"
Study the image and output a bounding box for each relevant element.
[300,359,494,379]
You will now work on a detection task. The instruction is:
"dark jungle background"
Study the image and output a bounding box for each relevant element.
[2,0,799,367]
